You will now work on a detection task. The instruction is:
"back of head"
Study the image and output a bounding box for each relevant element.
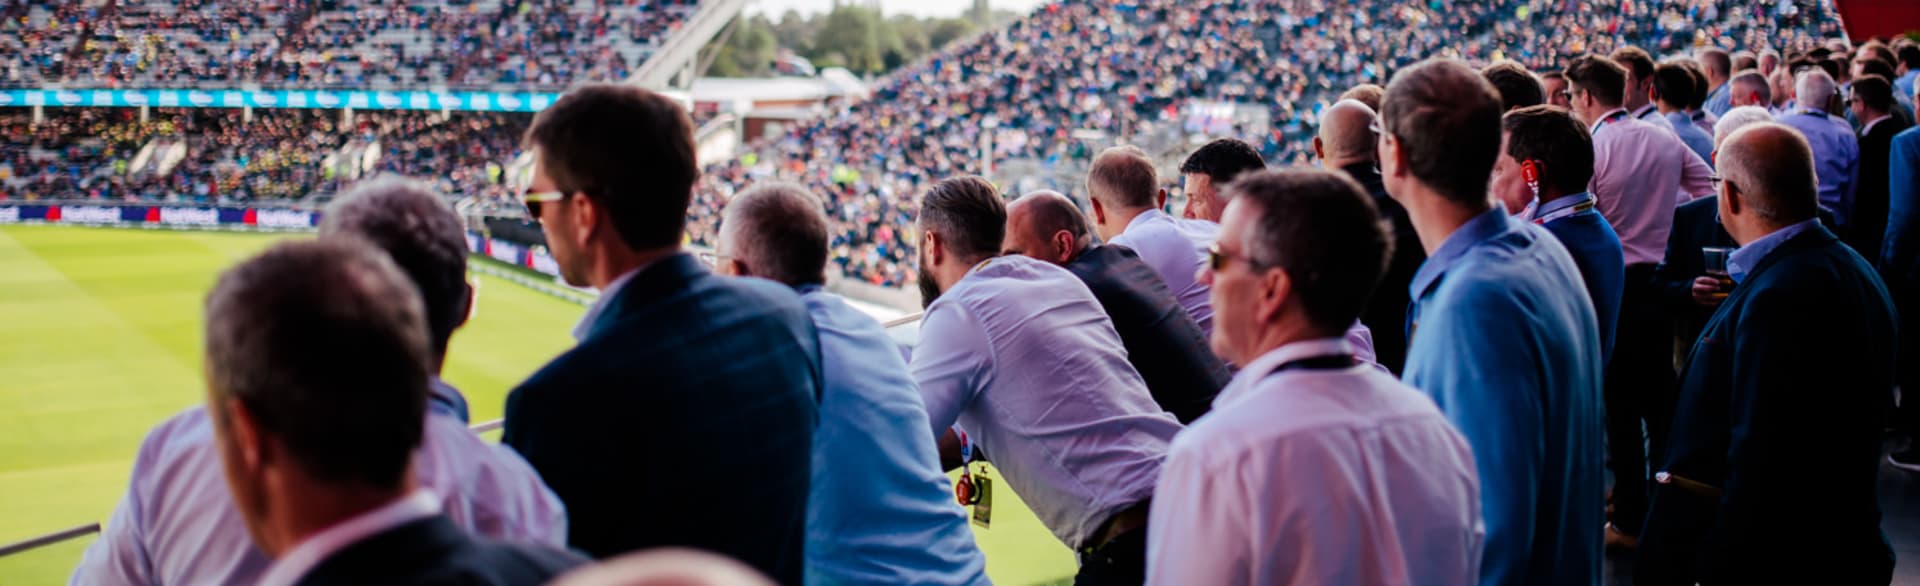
[1224,169,1389,333]
[1900,45,1920,70]
[1339,84,1386,114]
[1851,75,1896,115]
[1381,58,1505,204]
[1482,61,1546,111]
[1714,106,1777,149]
[1736,51,1761,72]
[1699,48,1732,79]
[1179,138,1267,185]
[1565,54,1628,107]
[1316,99,1380,163]
[321,175,469,361]
[1720,123,1820,224]
[1502,105,1596,195]
[920,176,1007,264]
[1681,62,1711,110]
[1730,70,1772,105]
[549,548,775,586]
[1652,62,1700,108]
[1795,69,1839,108]
[525,83,697,250]
[1610,46,1657,84]
[204,239,430,491]
[1008,190,1092,255]
[1087,146,1160,209]
[1860,59,1897,83]
[720,182,830,287]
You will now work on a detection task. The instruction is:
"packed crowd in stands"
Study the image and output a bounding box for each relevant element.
[686,0,1846,286]
[0,0,695,88]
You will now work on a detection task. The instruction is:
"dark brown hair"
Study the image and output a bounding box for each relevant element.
[1381,58,1505,204]
[525,83,697,250]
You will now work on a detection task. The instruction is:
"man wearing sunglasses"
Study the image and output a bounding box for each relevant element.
[1382,58,1604,586]
[501,84,822,585]
[1146,168,1481,585]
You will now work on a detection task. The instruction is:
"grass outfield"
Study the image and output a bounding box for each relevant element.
[0,225,1074,585]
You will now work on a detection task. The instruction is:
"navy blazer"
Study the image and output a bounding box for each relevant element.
[297,515,585,586]
[1341,162,1424,375]
[1065,244,1230,423]
[503,254,822,585]
[1854,116,1912,259]
[1637,225,1896,585]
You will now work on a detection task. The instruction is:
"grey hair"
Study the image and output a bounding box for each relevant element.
[1794,69,1837,107]
[719,181,830,287]
[319,175,470,359]
[1729,70,1771,106]
[1714,106,1777,150]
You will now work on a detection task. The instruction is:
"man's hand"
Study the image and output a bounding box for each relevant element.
[1691,276,1727,307]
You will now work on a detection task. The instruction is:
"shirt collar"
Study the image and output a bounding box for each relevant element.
[1125,208,1166,233]
[1633,103,1661,120]
[427,377,467,423]
[1534,191,1595,218]
[258,490,441,586]
[1589,108,1630,133]
[1665,110,1694,127]
[1863,114,1895,137]
[1409,207,1512,300]
[1213,337,1358,409]
[1726,218,1822,283]
[571,265,646,342]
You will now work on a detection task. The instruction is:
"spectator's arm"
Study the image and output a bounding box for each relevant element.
[1680,147,1717,199]
[69,430,162,586]
[908,303,989,441]
[1145,440,1253,586]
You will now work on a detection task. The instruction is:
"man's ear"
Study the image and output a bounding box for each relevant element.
[222,397,267,471]
[1051,230,1075,264]
[1156,188,1168,211]
[453,280,474,332]
[924,231,945,269]
[1381,133,1409,179]
[1258,266,1292,326]
[1313,136,1326,160]
[570,194,601,250]
[1090,197,1107,226]
[728,258,750,278]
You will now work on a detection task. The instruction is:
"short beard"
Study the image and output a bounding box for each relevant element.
[917,263,942,309]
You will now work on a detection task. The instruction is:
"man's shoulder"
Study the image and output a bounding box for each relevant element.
[1175,371,1446,466]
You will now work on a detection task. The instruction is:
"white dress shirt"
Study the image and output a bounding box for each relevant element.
[911,255,1182,549]
[1146,338,1483,586]
[1108,209,1218,335]
[259,490,442,586]
[72,388,567,586]
[1588,109,1716,265]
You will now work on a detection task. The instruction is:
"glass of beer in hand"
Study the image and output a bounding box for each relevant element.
[1702,247,1735,299]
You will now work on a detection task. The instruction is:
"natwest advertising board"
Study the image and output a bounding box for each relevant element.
[0,203,318,229]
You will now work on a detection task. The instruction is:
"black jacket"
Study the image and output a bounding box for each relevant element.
[1854,116,1913,259]
[297,515,585,586]
[503,254,821,584]
[1341,162,1423,375]
[1065,244,1230,423]
[1637,225,1896,585]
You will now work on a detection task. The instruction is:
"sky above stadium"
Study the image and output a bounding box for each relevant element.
[748,0,1048,19]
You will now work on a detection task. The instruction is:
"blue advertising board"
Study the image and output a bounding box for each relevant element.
[0,89,560,112]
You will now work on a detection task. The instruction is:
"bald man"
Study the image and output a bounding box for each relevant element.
[1638,124,1896,586]
[1087,146,1219,335]
[1004,191,1230,423]
[1316,99,1424,374]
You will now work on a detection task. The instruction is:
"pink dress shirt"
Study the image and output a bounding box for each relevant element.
[1588,109,1717,265]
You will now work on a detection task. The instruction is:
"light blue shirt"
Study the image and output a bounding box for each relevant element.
[71,379,567,586]
[1896,71,1917,101]
[797,286,989,586]
[1776,108,1862,227]
[911,255,1181,549]
[1666,111,1716,164]
[1402,208,1605,586]
[1705,82,1733,118]
[1727,218,1822,284]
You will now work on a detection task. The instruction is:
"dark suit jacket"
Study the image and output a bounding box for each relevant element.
[1636,225,1896,585]
[1341,162,1424,375]
[1853,116,1913,258]
[1065,244,1230,423]
[504,254,821,584]
[297,515,585,586]
[1655,196,1838,357]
